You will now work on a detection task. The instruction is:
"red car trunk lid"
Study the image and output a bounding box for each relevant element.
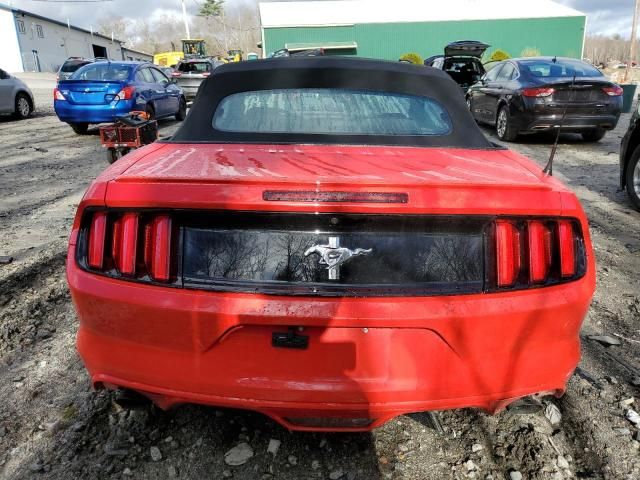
[105,144,564,215]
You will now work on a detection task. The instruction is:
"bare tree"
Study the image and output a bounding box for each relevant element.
[96,16,130,43]
[95,1,260,57]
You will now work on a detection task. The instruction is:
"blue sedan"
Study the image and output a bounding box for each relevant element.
[54,61,187,134]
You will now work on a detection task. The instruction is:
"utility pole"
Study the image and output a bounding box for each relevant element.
[180,0,191,40]
[625,0,640,83]
[222,9,228,53]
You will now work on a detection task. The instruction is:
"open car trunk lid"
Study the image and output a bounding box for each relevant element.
[444,41,490,58]
[105,144,564,215]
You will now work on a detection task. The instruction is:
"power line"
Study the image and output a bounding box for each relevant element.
[30,0,114,3]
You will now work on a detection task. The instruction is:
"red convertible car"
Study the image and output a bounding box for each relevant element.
[67,58,595,431]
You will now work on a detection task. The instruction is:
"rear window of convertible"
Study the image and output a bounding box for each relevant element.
[212,89,452,136]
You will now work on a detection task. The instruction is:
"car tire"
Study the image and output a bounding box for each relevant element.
[496,106,518,142]
[466,97,477,122]
[107,147,130,164]
[581,128,606,142]
[175,97,187,121]
[626,146,640,211]
[70,123,89,135]
[13,93,32,119]
[145,104,155,120]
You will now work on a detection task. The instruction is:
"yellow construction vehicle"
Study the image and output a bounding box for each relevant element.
[154,40,210,68]
[183,39,207,58]
[227,49,243,62]
[153,51,184,68]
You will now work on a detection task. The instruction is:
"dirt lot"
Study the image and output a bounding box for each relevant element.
[1,75,640,480]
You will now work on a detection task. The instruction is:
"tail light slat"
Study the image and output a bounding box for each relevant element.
[87,212,107,269]
[495,221,521,287]
[116,213,139,275]
[558,220,576,278]
[148,215,173,282]
[528,221,552,284]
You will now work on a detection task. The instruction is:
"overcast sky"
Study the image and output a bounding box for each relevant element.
[4,0,638,37]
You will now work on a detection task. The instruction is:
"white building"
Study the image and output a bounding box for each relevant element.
[0,2,131,73]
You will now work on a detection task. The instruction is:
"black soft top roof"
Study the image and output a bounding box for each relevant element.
[169,56,494,149]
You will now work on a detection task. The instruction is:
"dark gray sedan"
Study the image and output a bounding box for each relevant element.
[0,68,34,119]
[467,57,622,142]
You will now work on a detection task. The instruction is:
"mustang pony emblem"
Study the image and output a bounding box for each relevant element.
[304,238,372,280]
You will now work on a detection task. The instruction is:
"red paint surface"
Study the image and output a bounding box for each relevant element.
[67,143,596,431]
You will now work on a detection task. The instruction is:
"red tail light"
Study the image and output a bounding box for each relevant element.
[115,213,139,275]
[522,87,555,98]
[115,86,135,101]
[87,212,107,269]
[527,221,552,283]
[171,71,182,77]
[84,211,175,282]
[602,85,623,96]
[202,72,211,77]
[146,215,173,281]
[493,218,584,290]
[558,220,576,278]
[54,88,66,101]
[495,221,521,287]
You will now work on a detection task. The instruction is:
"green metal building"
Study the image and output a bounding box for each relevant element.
[259,0,586,61]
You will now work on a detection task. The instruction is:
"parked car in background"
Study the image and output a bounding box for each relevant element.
[68,57,595,432]
[54,61,186,134]
[467,57,622,142]
[159,66,175,78]
[271,48,326,58]
[57,57,94,82]
[0,68,34,119]
[425,40,489,91]
[172,58,223,101]
[619,104,640,210]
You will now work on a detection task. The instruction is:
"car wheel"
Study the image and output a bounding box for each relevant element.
[581,128,606,142]
[626,146,640,211]
[13,93,32,119]
[145,104,155,120]
[70,123,89,135]
[496,106,518,142]
[175,97,187,121]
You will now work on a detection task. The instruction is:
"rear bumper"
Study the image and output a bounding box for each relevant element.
[514,98,621,134]
[54,99,137,124]
[68,251,594,431]
[518,112,620,133]
[178,85,200,100]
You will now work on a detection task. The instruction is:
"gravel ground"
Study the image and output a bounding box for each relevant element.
[0,76,639,480]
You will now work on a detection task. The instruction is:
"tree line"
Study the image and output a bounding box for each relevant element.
[584,34,639,65]
[97,0,260,57]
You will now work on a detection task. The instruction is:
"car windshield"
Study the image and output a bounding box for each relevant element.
[519,59,602,78]
[443,59,483,74]
[213,88,452,136]
[178,62,211,73]
[71,64,132,81]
